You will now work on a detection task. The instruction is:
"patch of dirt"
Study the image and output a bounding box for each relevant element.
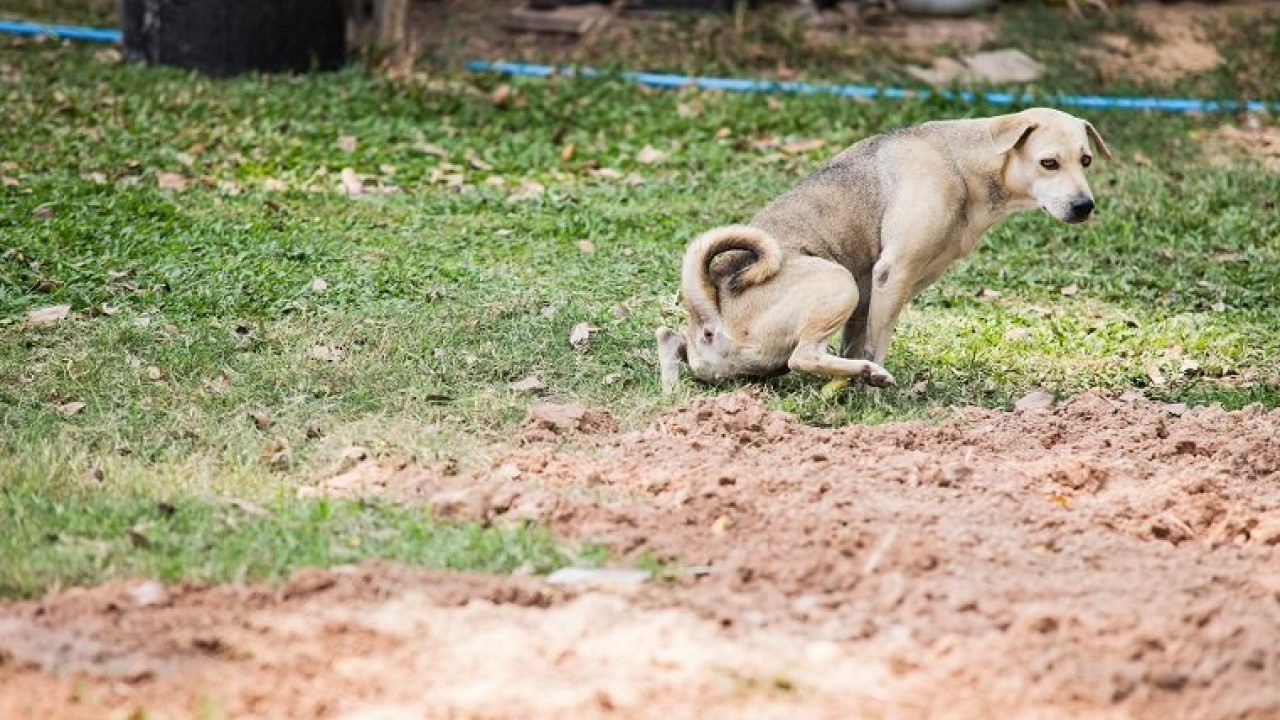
[5,390,1280,718]
[1200,120,1280,173]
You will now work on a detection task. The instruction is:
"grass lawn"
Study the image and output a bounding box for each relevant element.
[1,4,1278,597]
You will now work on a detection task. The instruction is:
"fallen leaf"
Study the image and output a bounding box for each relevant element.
[1146,363,1167,387]
[1,175,18,186]
[710,515,732,536]
[260,440,291,471]
[820,377,850,398]
[417,142,448,158]
[715,127,732,139]
[1059,283,1080,296]
[780,138,825,155]
[93,47,122,64]
[676,102,696,118]
[309,345,341,362]
[32,205,54,220]
[592,167,623,180]
[569,322,598,351]
[1132,150,1151,166]
[484,176,506,187]
[490,84,512,107]
[577,240,595,254]
[636,145,669,165]
[146,366,164,381]
[336,135,358,153]
[156,172,188,191]
[250,409,272,430]
[175,151,194,167]
[56,401,86,416]
[379,164,397,176]
[1179,358,1200,376]
[976,287,1002,300]
[510,375,548,395]
[100,304,119,316]
[26,305,70,326]
[559,143,576,162]
[338,168,364,196]
[508,179,545,202]
[204,373,231,394]
[1051,493,1070,509]
[82,171,108,184]
[262,177,287,192]
[309,277,329,292]
[467,152,494,172]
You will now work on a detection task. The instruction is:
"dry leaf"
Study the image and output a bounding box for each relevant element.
[32,206,54,220]
[569,322,598,351]
[250,409,272,430]
[592,167,623,180]
[676,102,696,118]
[336,135,358,153]
[976,287,1002,300]
[204,373,231,394]
[780,138,825,155]
[309,277,329,292]
[379,164,397,176]
[490,84,512,106]
[56,401,86,416]
[417,142,448,158]
[485,176,506,187]
[467,152,494,171]
[93,47,122,64]
[338,168,364,196]
[100,304,119,316]
[1180,359,1201,375]
[1059,283,1080,297]
[1146,363,1167,387]
[82,171,108,184]
[508,180,545,202]
[577,240,595,254]
[510,375,548,395]
[26,305,70,326]
[1,175,18,186]
[1051,493,1070,509]
[309,345,342,362]
[715,127,732,139]
[710,515,732,536]
[262,177,287,192]
[175,152,194,167]
[636,145,668,165]
[559,143,576,162]
[156,172,188,191]
[1132,151,1151,166]
[146,366,164,381]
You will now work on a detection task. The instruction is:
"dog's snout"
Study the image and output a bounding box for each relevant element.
[1067,196,1095,223]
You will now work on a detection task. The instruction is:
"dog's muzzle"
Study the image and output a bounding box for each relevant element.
[1065,196,1095,224]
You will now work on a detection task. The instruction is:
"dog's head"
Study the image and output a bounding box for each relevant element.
[992,108,1112,224]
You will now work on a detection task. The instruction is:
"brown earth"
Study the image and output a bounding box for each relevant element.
[3,389,1280,719]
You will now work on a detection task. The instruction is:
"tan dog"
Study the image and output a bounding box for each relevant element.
[657,107,1112,394]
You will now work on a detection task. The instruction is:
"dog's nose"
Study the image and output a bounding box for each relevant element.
[1068,197,1095,222]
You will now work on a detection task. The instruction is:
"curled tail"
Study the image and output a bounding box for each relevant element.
[680,224,783,338]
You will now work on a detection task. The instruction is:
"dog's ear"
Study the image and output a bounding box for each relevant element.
[991,114,1038,155]
[1084,121,1113,161]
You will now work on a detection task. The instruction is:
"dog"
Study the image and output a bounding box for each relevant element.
[657,107,1111,394]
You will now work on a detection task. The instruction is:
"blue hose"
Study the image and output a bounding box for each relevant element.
[0,18,1273,114]
[467,60,1277,115]
[0,19,122,43]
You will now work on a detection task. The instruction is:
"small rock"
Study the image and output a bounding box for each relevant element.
[333,445,370,474]
[1014,390,1055,413]
[524,403,618,437]
[126,580,170,608]
[25,304,70,326]
[428,486,490,521]
[546,567,651,587]
[309,277,329,293]
[569,322,598,351]
[1148,670,1189,692]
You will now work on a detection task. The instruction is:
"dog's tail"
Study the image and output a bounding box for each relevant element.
[681,224,783,339]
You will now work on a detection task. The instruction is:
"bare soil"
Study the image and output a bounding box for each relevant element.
[4,390,1280,719]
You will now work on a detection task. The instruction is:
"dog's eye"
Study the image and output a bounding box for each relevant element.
[1040,158,1060,170]
[1081,155,1092,167]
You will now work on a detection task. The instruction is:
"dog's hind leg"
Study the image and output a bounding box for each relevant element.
[789,341,896,387]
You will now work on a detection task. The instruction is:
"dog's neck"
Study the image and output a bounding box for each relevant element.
[951,127,1038,238]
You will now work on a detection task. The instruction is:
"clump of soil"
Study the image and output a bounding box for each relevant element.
[4,389,1279,718]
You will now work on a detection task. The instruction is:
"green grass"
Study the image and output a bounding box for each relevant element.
[0,15,1278,596]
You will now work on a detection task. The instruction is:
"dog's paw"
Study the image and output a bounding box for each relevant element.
[865,366,896,388]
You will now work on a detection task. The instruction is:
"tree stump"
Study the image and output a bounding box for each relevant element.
[121,0,347,76]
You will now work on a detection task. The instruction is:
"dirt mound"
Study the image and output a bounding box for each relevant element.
[4,390,1280,718]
